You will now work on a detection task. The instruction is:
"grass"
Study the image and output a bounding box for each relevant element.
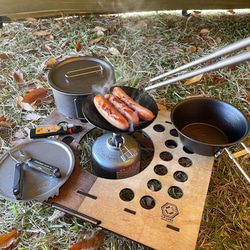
[0,9,249,249]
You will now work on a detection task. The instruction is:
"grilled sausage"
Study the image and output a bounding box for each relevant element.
[94,95,129,130]
[112,87,155,121]
[105,94,139,126]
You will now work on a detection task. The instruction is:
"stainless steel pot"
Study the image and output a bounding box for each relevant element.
[48,56,116,119]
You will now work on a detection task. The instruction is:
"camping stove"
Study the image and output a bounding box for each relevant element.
[91,132,141,179]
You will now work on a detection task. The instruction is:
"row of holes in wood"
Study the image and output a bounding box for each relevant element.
[120,123,194,210]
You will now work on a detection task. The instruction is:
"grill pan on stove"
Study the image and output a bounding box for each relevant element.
[82,86,159,133]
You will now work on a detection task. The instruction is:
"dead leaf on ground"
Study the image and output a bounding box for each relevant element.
[76,43,84,52]
[91,26,108,32]
[13,70,24,83]
[108,47,121,56]
[41,44,52,54]
[33,31,51,36]
[23,113,43,121]
[0,230,21,249]
[0,121,13,128]
[16,95,37,111]
[88,37,102,45]
[25,17,38,22]
[0,53,13,59]
[182,74,203,86]
[22,88,48,104]
[69,228,105,250]
[186,46,197,53]
[208,75,225,84]
[227,9,235,15]
[199,28,210,34]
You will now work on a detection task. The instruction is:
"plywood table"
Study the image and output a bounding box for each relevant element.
[44,108,214,250]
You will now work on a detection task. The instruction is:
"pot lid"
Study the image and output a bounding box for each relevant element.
[0,139,75,202]
[48,56,116,95]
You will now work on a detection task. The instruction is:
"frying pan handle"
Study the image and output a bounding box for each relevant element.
[225,143,250,184]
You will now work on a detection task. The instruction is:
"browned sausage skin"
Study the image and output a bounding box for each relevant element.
[105,94,139,126]
[94,95,129,130]
[112,87,155,121]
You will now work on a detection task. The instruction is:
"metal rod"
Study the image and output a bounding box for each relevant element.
[150,37,250,82]
[225,147,250,184]
[145,51,250,91]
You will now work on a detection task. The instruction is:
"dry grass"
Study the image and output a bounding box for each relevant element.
[0,9,249,249]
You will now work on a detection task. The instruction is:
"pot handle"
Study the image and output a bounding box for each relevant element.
[74,97,87,121]
[225,142,250,184]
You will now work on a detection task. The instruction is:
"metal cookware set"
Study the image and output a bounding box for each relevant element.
[0,37,249,202]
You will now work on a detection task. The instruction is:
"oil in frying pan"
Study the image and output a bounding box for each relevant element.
[181,123,228,145]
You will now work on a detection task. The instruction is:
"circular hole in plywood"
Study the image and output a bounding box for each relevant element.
[77,129,154,179]
[174,171,188,182]
[154,164,168,176]
[168,186,183,199]
[170,129,178,137]
[147,179,162,191]
[140,196,156,210]
[178,157,192,168]
[119,188,135,202]
[165,140,178,149]
[153,124,165,132]
[160,151,173,161]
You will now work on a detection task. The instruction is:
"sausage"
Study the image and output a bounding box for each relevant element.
[105,94,139,126]
[94,95,129,130]
[112,87,155,121]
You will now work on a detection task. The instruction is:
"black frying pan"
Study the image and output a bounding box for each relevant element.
[82,86,158,133]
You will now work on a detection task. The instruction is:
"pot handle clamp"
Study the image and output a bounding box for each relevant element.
[224,142,250,184]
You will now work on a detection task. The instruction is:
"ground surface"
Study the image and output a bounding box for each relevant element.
[0,9,249,250]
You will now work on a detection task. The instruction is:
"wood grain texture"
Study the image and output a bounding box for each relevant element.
[77,110,215,249]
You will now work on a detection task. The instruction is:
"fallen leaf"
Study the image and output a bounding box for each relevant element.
[0,230,21,248]
[0,115,6,122]
[0,121,13,128]
[0,53,12,59]
[69,228,104,250]
[25,17,38,22]
[227,9,235,14]
[33,31,51,36]
[22,88,48,104]
[61,39,70,48]
[41,44,52,54]
[97,30,104,37]
[216,37,222,43]
[208,75,225,84]
[108,47,121,56]
[23,113,43,121]
[91,26,108,32]
[16,95,37,111]
[182,74,203,86]
[186,46,197,53]
[57,21,63,28]
[76,43,83,52]
[199,28,210,34]
[193,10,201,15]
[13,70,24,83]
[170,47,184,52]
[88,37,102,45]
[246,46,250,51]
